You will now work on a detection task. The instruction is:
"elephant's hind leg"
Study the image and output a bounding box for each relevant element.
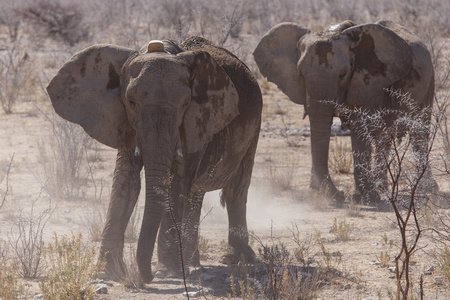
[221,137,258,265]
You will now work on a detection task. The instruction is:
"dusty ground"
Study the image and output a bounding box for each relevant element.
[1,74,450,300]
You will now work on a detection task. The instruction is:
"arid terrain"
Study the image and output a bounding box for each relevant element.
[1,0,450,299]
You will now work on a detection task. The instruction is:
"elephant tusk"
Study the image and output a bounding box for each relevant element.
[135,146,141,156]
[302,110,308,120]
[177,148,183,158]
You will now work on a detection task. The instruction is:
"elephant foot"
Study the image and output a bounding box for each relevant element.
[353,190,386,208]
[310,183,345,205]
[220,245,256,265]
[154,262,184,279]
[101,251,127,281]
[191,248,201,267]
[418,176,439,194]
[363,191,381,205]
[330,189,345,205]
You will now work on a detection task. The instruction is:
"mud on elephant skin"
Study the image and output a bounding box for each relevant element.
[254,20,437,204]
[47,37,262,283]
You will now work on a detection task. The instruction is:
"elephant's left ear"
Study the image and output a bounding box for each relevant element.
[344,23,412,108]
[178,50,239,154]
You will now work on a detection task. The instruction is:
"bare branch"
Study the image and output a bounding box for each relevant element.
[0,154,13,210]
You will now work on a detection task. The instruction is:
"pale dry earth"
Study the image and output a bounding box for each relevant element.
[0,76,449,300]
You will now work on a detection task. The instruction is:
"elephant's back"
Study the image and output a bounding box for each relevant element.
[181,37,262,120]
[377,20,434,107]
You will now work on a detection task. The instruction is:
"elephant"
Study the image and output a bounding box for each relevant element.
[254,20,436,204]
[47,36,262,283]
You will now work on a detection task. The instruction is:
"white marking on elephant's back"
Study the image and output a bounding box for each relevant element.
[328,24,340,31]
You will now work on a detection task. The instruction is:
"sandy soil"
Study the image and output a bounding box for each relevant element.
[1,77,450,299]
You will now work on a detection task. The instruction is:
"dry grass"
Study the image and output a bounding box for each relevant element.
[302,189,331,210]
[267,163,297,193]
[122,245,146,290]
[441,246,450,282]
[0,261,26,300]
[198,235,210,261]
[36,111,97,200]
[329,218,354,241]
[39,233,104,300]
[328,136,353,175]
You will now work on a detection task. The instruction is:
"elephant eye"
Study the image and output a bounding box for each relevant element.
[129,100,136,108]
[339,71,347,80]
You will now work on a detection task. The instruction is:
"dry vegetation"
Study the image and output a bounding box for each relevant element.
[0,0,450,299]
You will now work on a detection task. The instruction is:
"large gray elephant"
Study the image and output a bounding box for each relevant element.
[47,37,261,283]
[254,20,436,204]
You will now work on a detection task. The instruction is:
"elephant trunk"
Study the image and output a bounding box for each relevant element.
[137,163,169,283]
[307,99,341,199]
[136,110,178,283]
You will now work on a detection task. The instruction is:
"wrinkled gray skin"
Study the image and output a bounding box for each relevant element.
[254,20,436,204]
[47,37,261,283]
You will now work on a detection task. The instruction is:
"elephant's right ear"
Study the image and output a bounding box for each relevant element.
[47,45,136,149]
[343,24,412,108]
[253,22,310,105]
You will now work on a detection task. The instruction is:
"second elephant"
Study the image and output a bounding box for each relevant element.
[254,20,437,204]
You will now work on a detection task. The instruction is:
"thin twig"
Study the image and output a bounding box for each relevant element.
[0,154,14,210]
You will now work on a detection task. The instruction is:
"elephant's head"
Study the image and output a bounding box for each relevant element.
[254,21,413,199]
[47,41,239,282]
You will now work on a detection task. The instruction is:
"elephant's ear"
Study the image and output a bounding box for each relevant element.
[253,22,310,105]
[47,45,136,149]
[344,24,412,108]
[178,50,239,154]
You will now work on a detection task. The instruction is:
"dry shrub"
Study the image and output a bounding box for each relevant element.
[10,198,51,279]
[237,225,324,299]
[345,199,364,218]
[329,218,354,242]
[0,260,26,300]
[228,254,255,299]
[302,189,330,210]
[0,33,34,114]
[328,137,353,174]
[39,233,104,300]
[198,235,210,261]
[0,156,13,211]
[345,90,437,299]
[376,234,394,266]
[122,245,145,290]
[267,164,296,192]
[85,200,107,242]
[314,231,343,284]
[440,246,450,282]
[18,1,89,46]
[37,112,96,200]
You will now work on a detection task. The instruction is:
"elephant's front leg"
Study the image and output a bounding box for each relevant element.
[100,147,143,279]
[373,133,392,194]
[155,172,191,278]
[410,126,439,194]
[351,130,380,203]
